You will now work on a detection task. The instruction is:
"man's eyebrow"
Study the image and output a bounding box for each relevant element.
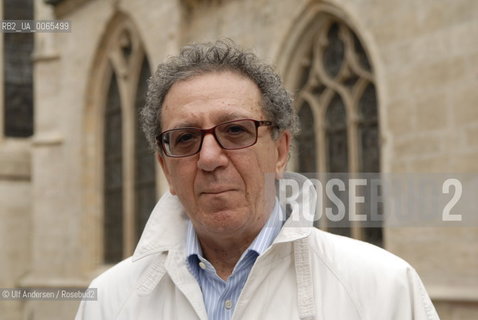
[214,112,255,124]
[170,112,256,129]
[170,121,200,129]
[168,115,202,129]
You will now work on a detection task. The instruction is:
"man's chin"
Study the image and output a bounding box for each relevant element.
[198,208,248,232]
[203,221,248,237]
[198,192,240,210]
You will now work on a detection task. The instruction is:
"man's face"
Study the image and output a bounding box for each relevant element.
[158,71,290,239]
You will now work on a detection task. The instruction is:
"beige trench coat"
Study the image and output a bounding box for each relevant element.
[76,173,439,320]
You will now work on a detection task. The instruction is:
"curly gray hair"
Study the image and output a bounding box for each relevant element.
[141,39,299,151]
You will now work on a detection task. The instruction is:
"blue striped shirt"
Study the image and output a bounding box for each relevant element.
[185,200,283,320]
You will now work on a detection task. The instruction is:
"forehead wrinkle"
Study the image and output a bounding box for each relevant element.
[167,109,265,130]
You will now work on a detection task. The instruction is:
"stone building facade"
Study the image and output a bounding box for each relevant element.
[0,0,477,319]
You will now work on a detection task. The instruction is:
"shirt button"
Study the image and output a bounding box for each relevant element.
[198,261,206,270]
[224,300,233,309]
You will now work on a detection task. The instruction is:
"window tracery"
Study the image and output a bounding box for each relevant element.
[293,14,382,245]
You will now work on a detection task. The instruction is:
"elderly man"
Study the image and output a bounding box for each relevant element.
[76,40,439,319]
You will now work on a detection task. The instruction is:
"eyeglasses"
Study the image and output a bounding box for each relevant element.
[157,119,274,158]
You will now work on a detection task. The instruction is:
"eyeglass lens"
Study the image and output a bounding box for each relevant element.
[162,119,258,157]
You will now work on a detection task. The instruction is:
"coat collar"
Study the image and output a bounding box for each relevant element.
[132,192,188,261]
[275,171,316,244]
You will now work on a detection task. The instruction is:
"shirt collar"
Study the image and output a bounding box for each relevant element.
[186,199,283,259]
[246,199,283,256]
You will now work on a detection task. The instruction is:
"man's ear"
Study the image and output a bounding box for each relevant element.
[157,153,176,195]
[275,130,291,179]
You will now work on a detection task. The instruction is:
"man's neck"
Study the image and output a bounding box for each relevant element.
[198,235,256,280]
[191,199,278,280]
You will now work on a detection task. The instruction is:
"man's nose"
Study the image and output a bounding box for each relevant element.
[196,133,228,172]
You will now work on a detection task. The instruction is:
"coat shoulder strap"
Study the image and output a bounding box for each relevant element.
[294,237,316,320]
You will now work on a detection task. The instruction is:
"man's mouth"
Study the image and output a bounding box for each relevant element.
[200,188,236,195]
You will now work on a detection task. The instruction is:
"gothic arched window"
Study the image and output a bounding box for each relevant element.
[290,13,382,246]
[101,22,157,264]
